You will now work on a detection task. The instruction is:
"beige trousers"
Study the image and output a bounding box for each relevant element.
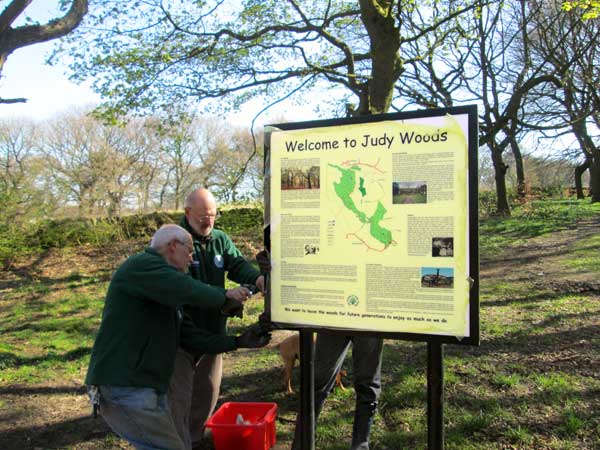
[169,348,223,448]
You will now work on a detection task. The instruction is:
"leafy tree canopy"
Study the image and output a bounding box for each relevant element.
[57,0,481,119]
[562,1,600,19]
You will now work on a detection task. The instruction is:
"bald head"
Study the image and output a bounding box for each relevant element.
[185,188,218,237]
[185,188,216,210]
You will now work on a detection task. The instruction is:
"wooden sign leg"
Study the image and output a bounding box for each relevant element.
[427,342,444,450]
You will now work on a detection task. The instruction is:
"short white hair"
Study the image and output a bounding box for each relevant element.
[150,224,191,250]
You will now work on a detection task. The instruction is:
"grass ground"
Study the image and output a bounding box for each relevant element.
[0,199,599,449]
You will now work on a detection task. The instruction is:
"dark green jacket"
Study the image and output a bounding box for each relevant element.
[85,248,237,393]
[180,217,261,339]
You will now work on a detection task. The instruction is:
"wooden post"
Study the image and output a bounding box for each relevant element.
[299,329,315,450]
[427,341,444,450]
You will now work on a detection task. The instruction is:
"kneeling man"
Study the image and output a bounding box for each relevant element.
[85,224,269,450]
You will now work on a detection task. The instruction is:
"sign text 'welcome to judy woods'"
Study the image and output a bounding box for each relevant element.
[284,130,450,152]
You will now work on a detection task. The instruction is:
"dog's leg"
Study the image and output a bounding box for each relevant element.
[283,358,296,394]
[335,369,346,391]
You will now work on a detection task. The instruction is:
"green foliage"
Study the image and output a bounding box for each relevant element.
[0,224,30,269]
[478,189,519,218]
[0,207,265,265]
[218,206,263,235]
[57,0,477,118]
[562,1,600,19]
[112,212,183,239]
[34,218,120,249]
[504,425,534,446]
[559,408,587,436]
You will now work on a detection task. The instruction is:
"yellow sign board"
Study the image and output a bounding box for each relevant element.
[267,108,478,341]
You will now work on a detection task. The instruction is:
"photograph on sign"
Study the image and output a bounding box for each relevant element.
[267,108,477,340]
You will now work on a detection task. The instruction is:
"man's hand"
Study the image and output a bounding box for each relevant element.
[235,324,271,349]
[255,250,271,273]
[255,275,265,294]
[226,286,252,302]
[258,311,273,333]
[221,296,244,318]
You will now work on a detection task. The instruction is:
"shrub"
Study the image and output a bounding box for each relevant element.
[0,207,264,263]
[113,212,181,239]
[218,207,263,235]
[0,224,32,270]
[34,218,121,249]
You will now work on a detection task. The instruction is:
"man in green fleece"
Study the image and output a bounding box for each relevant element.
[86,224,269,450]
[170,188,266,449]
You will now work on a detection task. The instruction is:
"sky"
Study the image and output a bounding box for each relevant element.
[0,41,101,120]
[0,2,317,127]
[0,40,319,128]
[0,39,310,126]
[0,2,97,120]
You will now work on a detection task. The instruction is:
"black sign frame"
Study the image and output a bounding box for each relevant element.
[264,105,479,347]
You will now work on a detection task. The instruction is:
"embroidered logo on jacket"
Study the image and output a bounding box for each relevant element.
[214,254,224,268]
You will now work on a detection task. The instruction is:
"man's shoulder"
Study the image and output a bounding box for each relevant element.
[116,248,163,272]
[131,247,161,262]
[211,228,230,240]
[178,216,190,230]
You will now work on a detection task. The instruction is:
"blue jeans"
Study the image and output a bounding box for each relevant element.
[292,333,384,450]
[97,385,188,450]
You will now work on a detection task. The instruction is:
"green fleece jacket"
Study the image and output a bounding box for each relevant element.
[180,217,261,339]
[85,248,237,393]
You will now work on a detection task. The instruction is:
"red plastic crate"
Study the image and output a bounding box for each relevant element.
[205,402,277,450]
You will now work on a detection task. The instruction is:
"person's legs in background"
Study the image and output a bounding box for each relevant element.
[189,353,223,446]
[291,333,351,450]
[168,348,196,449]
[349,337,384,450]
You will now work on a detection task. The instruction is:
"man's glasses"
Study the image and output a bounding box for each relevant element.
[196,211,221,221]
[176,240,194,256]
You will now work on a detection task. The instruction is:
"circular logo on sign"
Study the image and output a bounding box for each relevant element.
[213,254,224,268]
[347,295,359,306]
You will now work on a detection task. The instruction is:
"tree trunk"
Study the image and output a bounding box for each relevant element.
[570,114,599,201]
[358,0,401,115]
[590,156,600,203]
[574,157,590,200]
[490,145,511,216]
[509,135,526,200]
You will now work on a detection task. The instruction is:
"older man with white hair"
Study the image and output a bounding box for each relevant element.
[85,224,269,450]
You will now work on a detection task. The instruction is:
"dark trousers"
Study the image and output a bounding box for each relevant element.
[169,349,223,448]
[292,333,384,450]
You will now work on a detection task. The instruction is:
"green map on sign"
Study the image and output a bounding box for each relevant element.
[329,162,393,250]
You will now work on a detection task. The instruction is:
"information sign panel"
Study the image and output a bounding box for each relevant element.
[265,106,479,345]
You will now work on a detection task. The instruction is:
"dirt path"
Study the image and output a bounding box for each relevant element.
[477,215,600,381]
[481,215,600,289]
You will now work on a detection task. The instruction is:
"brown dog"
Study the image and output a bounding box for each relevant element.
[279,333,346,394]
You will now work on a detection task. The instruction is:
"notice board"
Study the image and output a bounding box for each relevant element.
[265,106,479,345]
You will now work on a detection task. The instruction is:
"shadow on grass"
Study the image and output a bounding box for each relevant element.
[457,320,598,354]
[0,346,91,370]
[0,271,111,299]
[0,414,112,450]
[442,379,600,448]
[482,287,599,308]
[1,314,100,335]
[481,243,575,267]
[0,384,86,395]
